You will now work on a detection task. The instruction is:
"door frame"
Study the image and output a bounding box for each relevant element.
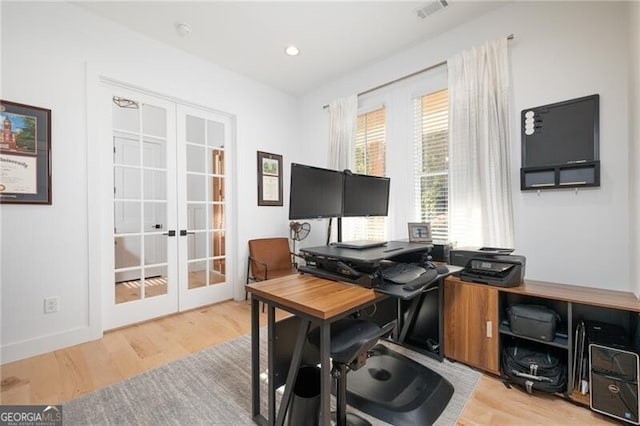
[87,68,237,332]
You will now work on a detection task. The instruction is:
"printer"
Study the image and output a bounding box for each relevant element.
[451,247,526,288]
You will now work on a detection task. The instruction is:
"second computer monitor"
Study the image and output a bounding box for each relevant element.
[342,173,390,217]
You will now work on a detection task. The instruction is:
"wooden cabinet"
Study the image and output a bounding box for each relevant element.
[444,275,640,407]
[443,279,500,374]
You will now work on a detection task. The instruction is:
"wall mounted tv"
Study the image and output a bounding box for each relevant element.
[289,163,344,220]
[342,172,390,217]
[520,94,600,190]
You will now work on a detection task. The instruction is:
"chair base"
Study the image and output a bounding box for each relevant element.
[343,344,454,426]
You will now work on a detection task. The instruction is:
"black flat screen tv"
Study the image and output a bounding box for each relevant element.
[342,172,390,217]
[289,163,344,220]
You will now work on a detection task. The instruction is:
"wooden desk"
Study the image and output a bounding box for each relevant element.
[246,273,380,426]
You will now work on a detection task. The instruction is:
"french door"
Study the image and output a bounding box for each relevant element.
[105,87,232,329]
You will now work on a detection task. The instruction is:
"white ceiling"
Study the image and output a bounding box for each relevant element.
[74,1,507,95]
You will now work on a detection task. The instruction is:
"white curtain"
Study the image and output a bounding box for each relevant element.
[328,95,358,170]
[447,38,514,248]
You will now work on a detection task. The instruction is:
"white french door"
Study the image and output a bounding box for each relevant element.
[104,87,232,329]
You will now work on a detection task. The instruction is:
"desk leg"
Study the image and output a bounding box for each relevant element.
[267,305,276,426]
[251,297,261,421]
[319,323,331,426]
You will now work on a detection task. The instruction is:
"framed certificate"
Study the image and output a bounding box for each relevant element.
[257,151,283,206]
[0,100,51,204]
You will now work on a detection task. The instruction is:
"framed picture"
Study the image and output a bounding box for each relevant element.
[0,100,51,204]
[408,222,432,243]
[257,151,283,206]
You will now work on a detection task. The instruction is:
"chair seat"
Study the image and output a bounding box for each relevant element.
[309,318,384,364]
[265,268,297,280]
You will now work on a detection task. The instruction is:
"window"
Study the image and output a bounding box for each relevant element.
[345,107,386,241]
[414,89,448,242]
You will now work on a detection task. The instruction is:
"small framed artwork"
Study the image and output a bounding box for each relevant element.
[408,222,432,243]
[0,100,52,204]
[257,151,283,206]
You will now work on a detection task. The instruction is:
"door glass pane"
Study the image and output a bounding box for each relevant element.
[114,201,141,234]
[212,149,224,174]
[188,260,207,289]
[115,236,141,269]
[212,231,225,257]
[114,135,140,166]
[144,234,167,265]
[144,265,168,298]
[144,169,166,200]
[115,270,142,303]
[142,137,166,169]
[188,231,208,260]
[186,115,205,144]
[144,202,167,233]
[142,104,167,138]
[187,145,206,173]
[211,177,224,202]
[114,167,141,199]
[187,174,206,202]
[207,120,224,148]
[211,259,225,285]
[187,204,207,231]
[212,204,224,230]
[112,102,139,133]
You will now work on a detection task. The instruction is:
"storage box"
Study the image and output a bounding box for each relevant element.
[507,304,560,342]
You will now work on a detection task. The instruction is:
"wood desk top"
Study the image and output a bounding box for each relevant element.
[446,275,640,313]
[246,273,379,320]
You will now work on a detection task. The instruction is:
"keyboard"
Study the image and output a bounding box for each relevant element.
[381,263,426,284]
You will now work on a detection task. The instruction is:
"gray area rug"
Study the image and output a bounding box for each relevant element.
[64,333,481,425]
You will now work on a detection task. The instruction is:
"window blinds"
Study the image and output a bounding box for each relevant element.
[347,108,387,241]
[414,89,449,242]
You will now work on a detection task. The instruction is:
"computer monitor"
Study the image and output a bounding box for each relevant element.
[289,163,344,220]
[342,172,390,217]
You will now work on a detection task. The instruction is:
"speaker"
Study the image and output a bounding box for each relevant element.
[589,343,639,424]
[430,242,451,263]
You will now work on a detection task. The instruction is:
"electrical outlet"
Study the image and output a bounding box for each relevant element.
[44,296,60,314]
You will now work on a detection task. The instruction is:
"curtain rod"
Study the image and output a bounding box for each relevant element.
[323,34,514,109]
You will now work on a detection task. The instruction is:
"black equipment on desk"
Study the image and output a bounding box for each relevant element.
[450,246,515,267]
[459,255,526,287]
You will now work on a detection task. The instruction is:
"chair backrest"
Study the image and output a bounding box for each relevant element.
[248,237,292,280]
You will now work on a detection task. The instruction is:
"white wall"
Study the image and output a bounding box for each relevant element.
[0,2,298,363]
[631,1,640,298]
[301,1,635,292]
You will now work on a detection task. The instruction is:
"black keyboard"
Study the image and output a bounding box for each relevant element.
[401,268,438,291]
[381,263,439,291]
[381,263,427,283]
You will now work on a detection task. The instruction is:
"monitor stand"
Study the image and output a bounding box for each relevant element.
[333,240,387,250]
[345,344,454,425]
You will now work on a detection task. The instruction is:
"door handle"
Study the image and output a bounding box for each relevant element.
[180,230,195,236]
[163,230,176,237]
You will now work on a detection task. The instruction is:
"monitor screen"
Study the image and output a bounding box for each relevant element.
[342,173,390,217]
[289,163,344,220]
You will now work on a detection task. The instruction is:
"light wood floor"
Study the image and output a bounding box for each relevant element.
[1,300,615,424]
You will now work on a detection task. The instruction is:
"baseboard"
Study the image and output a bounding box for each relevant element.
[1,325,102,365]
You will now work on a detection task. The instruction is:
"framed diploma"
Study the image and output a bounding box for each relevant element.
[257,151,283,206]
[0,100,51,204]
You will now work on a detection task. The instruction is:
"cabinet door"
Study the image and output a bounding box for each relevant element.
[444,279,500,374]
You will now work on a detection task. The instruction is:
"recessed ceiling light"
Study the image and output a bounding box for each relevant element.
[285,46,300,56]
[175,22,192,37]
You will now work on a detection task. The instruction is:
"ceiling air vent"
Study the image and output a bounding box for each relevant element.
[415,0,449,19]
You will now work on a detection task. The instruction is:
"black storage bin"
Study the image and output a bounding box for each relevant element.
[288,365,321,426]
[507,304,560,342]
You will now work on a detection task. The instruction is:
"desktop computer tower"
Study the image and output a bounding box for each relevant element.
[589,343,639,425]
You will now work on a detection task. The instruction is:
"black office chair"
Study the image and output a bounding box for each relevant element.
[309,318,395,426]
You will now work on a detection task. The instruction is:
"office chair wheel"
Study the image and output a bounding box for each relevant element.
[331,412,371,426]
